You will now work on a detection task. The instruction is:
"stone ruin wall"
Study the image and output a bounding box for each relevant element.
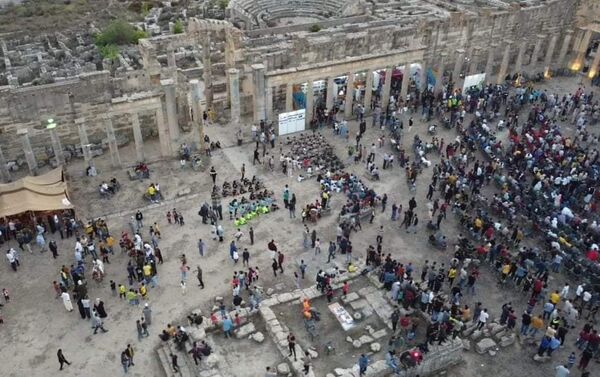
[0,0,585,163]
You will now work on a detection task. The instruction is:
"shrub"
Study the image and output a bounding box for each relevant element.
[95,20,147,47]
[173,19,184,34]
[99,44,120,61]
[218,0,229,10]
[309,24,321,33]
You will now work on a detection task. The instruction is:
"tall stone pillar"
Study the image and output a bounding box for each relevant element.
[202,35,213,108]
[252,63,266,123]
[228,68,241,126]
[155,107,172,157]
[189,79,205,144]
[497,41,513,85]
[326,76,335,110]
[345,72,354,118]
[364,70,373,110]
[75,117,92,164]
[0,145,12,182]
[484,44,497,83]
[452,49,465,86]
[529,35,545,70]
[469,48,481,75]
[306,79,314,127]
[400,64,411,99]
[514,42,527,74]
[161,79,179,145]
[572,29,593,72]
[286,83,294,112]
[419,62,427,91]
[556,30,573,70]
[434,54,446,93]
[544,35,558,76]
[266,85,274,121]
[17,129,37,175]
[104,117,121,167]
[167,48,177,80]
[381,66,393,109]
[130,112,145,162]
[47,121,64,166]
[588,45,600,79]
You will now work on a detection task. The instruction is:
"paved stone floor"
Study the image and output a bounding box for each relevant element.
[0,76,599,377]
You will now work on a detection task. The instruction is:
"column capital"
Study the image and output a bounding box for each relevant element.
[160,78,175,87]
[16,128,28,135]
[536,34,546,40]
[456,48,466,54]
[251,63,265,71]
[228,68,240,75]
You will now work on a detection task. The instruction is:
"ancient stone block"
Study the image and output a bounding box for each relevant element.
[235,322,256,338]
[277,363,290,375]
[252,331,265,343]
[475,338,497,354]
[370,342,381,352]
[341,292,360,304]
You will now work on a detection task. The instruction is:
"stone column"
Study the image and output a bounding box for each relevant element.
[189,79,205,144]
[364,70,373,110]
[514,41,527,74]
[543,34,558,76]
[381,66,393,109]
[572,29,593,72]
[47,124,64,166]
[497,41,513,85]
[202,35,213,108]
[104,117,121,167]
[167,48,177,80]
[75,117,92,164]
[344,72,354,118]
[484,44,497,83]
[529,35,545,70]
[252,63,266,123]
[400,64,411,99]
[0,145,11,182]
[265,85,274,121]
[130,112,145,162]
[588,45,600,79]
[419,62,427,91]
[469,48,481,75]
[306,79,314,128]
[161,79,179,144]
[286,83,294,112]
[155,107,172,157]
[556,30,573,70]
[17,129,37,175]
[228,68,241,126]
[326,76,335,111]
[452,49,465,85]
[434,54,447,93]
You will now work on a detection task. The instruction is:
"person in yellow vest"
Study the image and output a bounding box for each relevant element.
[139,283,148,299]
[549,290,560,305]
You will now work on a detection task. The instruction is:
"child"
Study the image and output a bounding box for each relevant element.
[110,280,117,295]
[119,284,126,299]
[166,211,172,224]
[2,288,9,302]
[342,281,349,298]
[567,352,576,369]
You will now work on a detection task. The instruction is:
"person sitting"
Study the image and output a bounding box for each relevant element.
[99,184,111,198]
[86,165,97,177]
[159,330,170,341]
[134,163,150,179]
[146,184,159,203]
[371,167,380,180]
[109,177,120,192]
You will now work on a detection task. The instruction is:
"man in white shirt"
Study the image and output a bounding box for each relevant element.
[476,308,489,330]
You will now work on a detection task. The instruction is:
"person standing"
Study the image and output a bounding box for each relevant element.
[120,351,130,374]
[249,227,254,245]
[57,349,71,370]
[289,194,297,218]
[196,266,205,288]
[209,167,217,185]
[358,354,369,376]
[242,248,250,267]
[198,239,205,257]
[476,308,489,330]
[271,259,279,277]
[170,353,180,373]
[143,303,152,326]
[135,211,144,231]
[241,163,246,180]
[125,344,135,366]
[61,291,73,312]
[92,310,108,334]
[287,333,297,361]
[278,252,285,273]
[283,185,290,209]
[49,240,59,258]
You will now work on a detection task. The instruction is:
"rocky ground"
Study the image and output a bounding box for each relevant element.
[0,76,598,377]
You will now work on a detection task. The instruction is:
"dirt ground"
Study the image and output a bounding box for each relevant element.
[0,76,599,377]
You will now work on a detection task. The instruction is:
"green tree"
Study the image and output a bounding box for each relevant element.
[95,20,147,47]
[99,44,120,61]
[309,24,321,33]
[218,0,229,10]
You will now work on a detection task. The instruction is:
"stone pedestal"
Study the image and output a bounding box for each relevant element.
[0,145,11,182]
[400,64,411,99]
[18,129,37,175]
[364,70,373,110]
[228,68,241,126]
[104,117,121,167]
[306,79,314,127]
[326,77,335,111]
[130,112,145,162]
[497,42,513,85]
[286,83,294,112]
[161,79,180,144]
[381,66,393,109]
[345,72,354,118]
[48,127,64,166]
[252,64,266,123]
[544,35,558,75]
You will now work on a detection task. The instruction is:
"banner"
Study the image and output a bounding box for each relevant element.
[278,109,306,135]
[463,73,486,92]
